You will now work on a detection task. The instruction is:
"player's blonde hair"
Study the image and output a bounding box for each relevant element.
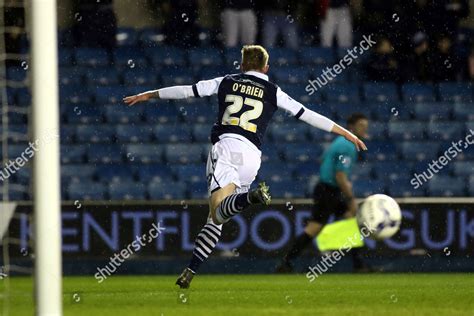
[241,45,269,72]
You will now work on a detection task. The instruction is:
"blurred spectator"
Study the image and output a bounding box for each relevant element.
[161,0,199,48]
[429,0,469,39]
[402,32,432,82]
[319,0,352,48]
[430,36,458,82]
[467,45,474,81]
[4,0,25,66]
[366,38,400,82]
[221,0,257,47]
[73,0,117,49]
[260,0,299,49]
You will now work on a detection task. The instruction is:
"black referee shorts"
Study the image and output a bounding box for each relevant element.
[311,182,348,224]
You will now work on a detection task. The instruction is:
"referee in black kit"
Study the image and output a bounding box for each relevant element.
[277,113,370,273]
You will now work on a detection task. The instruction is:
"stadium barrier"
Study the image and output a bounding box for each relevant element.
[2,198,474,275]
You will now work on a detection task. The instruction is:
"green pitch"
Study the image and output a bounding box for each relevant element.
[2,274,473,315]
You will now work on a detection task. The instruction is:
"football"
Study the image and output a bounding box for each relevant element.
[357,194,402,240]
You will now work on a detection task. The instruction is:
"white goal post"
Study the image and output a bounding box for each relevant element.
[30,0,62,315]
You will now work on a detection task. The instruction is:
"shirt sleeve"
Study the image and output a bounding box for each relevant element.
[277,87,335,132]
[192,77,224,97]
[157,77,224,99]
[334,145,355,173]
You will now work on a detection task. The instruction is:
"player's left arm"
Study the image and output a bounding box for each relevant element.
[276,88,367,151]
[123,77,224,106]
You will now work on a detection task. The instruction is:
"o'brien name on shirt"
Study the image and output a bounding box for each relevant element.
[232,83,264,98]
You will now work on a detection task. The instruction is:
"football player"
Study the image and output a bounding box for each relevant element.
[123,45,367,288]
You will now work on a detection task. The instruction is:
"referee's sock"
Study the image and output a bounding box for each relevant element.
[283,232,313,264]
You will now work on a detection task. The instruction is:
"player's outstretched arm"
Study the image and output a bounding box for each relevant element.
[123,77,224,106]
[331,124,367,151]
[276,88,367,151]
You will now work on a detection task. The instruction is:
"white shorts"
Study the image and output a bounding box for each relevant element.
[206,136,261,196]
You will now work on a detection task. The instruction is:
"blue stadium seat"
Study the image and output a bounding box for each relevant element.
[61,144,87,164]
[309,65,351,84]
[6,124,28,143]
[113,47,147,69]
[352,179,386,197]
[60,86,92,104]
[283,144,323,163]
[427,122,464,140]
[469,176,474,195]
[258,162,294,183]
[95,86,128,104]
[427,176,465,196]
[269,123,308,142]
[329,102,369,121]
[372,161,413,180]
[438,82,473,102]
[7,144,28,158]
[293,162,319,179]
[144,102,179,124]
[181,103,216,124]
[161,67,195,86]
[165,144,204,164]
[2,184,30,200]
[267,181,306,198]
[61,165,96,183]
[154,124,192,143]
[87,144,123,164]
[104,104,144,123]
[278,83,323,104]
[115,27,139,47]
[453,161,474,176]
[189,48,223,66]
[122,69,158,86]
[363,83,399,102]
[260,143,285,163]
[65,105,103,124]
[84,68,120,86]
[59,67,84,86]
[386,179,424,197]
[223,47,241,67]
[7,66,27,81]
[148,181,186,200]
[96,164,134,183]
[146,47,187,66]
[134,164,174,183]
[273,66,310,84]
[188,182,209,199]
[192,124,212,142]
[364,141,397,161]
[58,48,73,66]
[369,102,411,121]
[401,83,436,103]
[323,84,360,103]
[76,125,115,143]
[108,181,146,200]
[126,144,163,163]
[8,111,27,124]
[116,124,154,143]
[74,48,109,67]
[453,103,474,121]
[413,103,452,121]
[367,121,387,140]
[173,164,205,183]
[60,125,76,143]
[299,47,335,65]
[16,89,31,106]
[268,48,298,65]
[399,142,440,161]
[388,121,425,140]
[138,28,166,47]
[13,167,30,185]
[352,162,373,181]
[67,181,106,200]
